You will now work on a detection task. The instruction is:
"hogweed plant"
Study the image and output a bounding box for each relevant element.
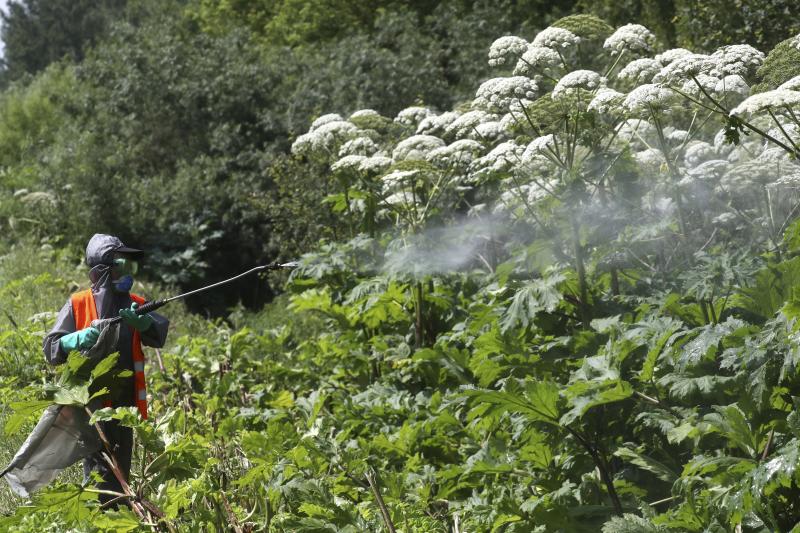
[281,14,800,531]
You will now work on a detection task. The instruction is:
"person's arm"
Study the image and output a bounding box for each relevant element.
[139,311,169,348]
[42,300,76,365]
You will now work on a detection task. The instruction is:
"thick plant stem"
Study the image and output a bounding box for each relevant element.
[87,408,148,521]
[610,268,620,297]
[565,425,623,515]
[366,468,397,533]
[414,280,424,349]
[87,407,170,530]
[652,114,688,238]
[570,217,591,328]
[762,186,783,261]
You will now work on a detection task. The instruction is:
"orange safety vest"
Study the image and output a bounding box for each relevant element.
[71,288,149,420]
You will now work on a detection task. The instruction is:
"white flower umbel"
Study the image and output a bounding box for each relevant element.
[680,73,719,98]
[525,134,557,157]
[618,58,661,85]
[532,27,581,50]
[339,136,378,157]
[778,76,800,91]
[772,171,800,188]
[721,159,781,190]
[310,113,344,131]
[359,155,393,174]
[350,109,381,121]
[687,159,730,180]
[623,84,677,117]
[552,70,604,101]
[730,90,800,117]
[499,112,521,135]
[292,120,358,157]
[469,140,525,178]
[445,110,500,139]
[513,46,562,76]
[474,121,506,142]
[791,34,800,51]
[714,75,750,98]
[712,212,738,226]
[683,141,716,167]
[603,24,656,55]
[617,119,658,149]
[384,190,419,207]
[392,135,446,161]
[527,179,555,204]
[766,123,800,147]
[706,45,764,79]
[426,139,484,168]
[655,48,692,66]
[395,106,434,128]
[382,169,419,192]
[653,53,709,85]
[588,88,625,115]
[488,36,529,67]
[519,146,554,171]
[331,155,366,173]
[417,111,461,136]
[635,147,666,169]
[474,77,538,113]
[665,129,690,146]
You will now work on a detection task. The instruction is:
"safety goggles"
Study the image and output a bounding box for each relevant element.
[112,257,138,277]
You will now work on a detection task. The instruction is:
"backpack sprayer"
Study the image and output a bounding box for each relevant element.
[107,261,299,324]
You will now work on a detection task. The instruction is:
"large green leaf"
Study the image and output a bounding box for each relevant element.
[675,317,750,371]
[561,379,633,426]
[736,257,800,320]
[614,446,678,483]
[462,379,561,426]
[500,271,565,333]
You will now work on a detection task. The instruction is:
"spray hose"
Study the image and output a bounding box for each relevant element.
[108,261,299,324]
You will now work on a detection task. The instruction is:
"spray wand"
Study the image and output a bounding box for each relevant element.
[107,261,299,324]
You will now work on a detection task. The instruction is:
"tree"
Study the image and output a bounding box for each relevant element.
[0,0,128,82]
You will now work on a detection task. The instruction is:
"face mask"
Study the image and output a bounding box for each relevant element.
[112,274,134,293]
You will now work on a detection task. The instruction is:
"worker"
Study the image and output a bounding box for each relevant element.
[42,233,169,505]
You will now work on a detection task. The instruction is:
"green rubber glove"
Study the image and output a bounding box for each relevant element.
[60,327,100,353]
[119,302,154,331]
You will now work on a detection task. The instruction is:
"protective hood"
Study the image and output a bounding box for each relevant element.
[85,234,142,268]
[85,234,142,292]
